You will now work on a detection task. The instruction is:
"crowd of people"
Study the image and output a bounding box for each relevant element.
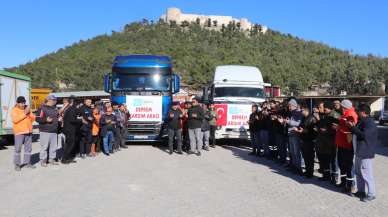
[11,94,378,202]
[167,96,218,155]
[248,98,378,202]
[12,95,130,169]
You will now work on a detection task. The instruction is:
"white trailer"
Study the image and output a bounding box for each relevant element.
[0,70,31,136]
[210,65,269,140]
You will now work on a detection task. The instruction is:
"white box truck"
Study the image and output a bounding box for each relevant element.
[0,70,31,136]
[209,65,269,140]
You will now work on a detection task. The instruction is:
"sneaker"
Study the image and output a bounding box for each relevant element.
[178,151,183,155]
[353,191,366,198]
[120,145,128,149]
[15,165,21,171]
[48,160,59,165]
[169,150,173,155]
[197,151,201,156]
[361,195,376,202]
[41,161,48,167]
[24,164,36,169]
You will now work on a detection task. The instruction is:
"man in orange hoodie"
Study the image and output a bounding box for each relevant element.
[11,96,36,171]
[335,99,358,194]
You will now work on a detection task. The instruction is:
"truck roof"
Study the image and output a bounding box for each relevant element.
[214,65,264,84]
[113,55,172,68]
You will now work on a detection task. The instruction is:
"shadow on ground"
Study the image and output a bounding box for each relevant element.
[220,144,347,195]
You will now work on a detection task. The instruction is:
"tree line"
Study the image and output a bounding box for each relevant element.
[8,20,388,95]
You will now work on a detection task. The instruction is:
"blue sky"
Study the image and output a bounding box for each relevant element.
[0,0,387,69]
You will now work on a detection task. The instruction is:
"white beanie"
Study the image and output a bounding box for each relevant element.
[341,99,352,109]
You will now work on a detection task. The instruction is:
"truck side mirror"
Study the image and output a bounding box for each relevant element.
[173,74,180,94]
[104,73,111,93]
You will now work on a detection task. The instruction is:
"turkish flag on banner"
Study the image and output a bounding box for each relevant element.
[214,104,228,126]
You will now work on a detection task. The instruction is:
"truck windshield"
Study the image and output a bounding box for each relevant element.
[214,87,265,98]
[112,67,172,91]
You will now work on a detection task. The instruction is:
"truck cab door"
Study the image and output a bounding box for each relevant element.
[172,74,180,94]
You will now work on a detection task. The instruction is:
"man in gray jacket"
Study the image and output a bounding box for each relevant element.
[36,95,59,167]
[187,97,204,156]
[285,99,303,175]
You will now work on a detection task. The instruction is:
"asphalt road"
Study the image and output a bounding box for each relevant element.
[0,127,387,217]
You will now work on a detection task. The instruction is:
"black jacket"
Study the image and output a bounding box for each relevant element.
[248,112,259,132]
[299,115,317,142]
[79,105,94,131]
[100,114,117,137]
[201,110,212,131]
[167,109,182,130]
[62,105,82,134]
[36,104,59,133]
[351,117,378,159]
[187,105,204,129]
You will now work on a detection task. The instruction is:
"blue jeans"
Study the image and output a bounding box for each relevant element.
[103,131,115,154]
[289,135,302,171]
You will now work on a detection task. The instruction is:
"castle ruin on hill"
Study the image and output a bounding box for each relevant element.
[160,8,268,34]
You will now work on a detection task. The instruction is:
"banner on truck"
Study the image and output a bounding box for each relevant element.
[215,104,250,128]
[126,95,162,122]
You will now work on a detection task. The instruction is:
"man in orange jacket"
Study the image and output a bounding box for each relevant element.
[11,96,36,171]
[335,99,358,194]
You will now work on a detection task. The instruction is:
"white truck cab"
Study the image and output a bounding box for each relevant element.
[210,65,269,140]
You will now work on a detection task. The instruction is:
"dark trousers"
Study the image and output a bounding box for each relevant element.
[168,128,182,152]
[209,125,216,146]
[319,153,331,177]
[338,147,354,185]
[62,130,76,161]
[120,126,128,147]
[113,127,121,150]
[92,135,101,152]
[301,140,315,175]
[79,129,92,155]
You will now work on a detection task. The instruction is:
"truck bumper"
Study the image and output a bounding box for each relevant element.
[215,127,250,140]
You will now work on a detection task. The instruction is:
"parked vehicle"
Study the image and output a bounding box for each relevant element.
[0,70,31,136]
[208,65,269,140]
[104,55,180,141]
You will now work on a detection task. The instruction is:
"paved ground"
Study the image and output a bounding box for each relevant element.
[1,136,388,217]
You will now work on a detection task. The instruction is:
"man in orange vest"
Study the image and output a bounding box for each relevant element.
[11,96,36,171]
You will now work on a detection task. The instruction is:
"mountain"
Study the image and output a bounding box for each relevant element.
[9,20,388,95]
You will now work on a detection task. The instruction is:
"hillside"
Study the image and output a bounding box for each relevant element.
[9,20,388,95]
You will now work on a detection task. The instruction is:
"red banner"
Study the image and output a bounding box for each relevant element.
[214,104,228,126]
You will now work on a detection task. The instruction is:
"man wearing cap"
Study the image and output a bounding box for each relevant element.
[167,101,183,154]
[335,99,358,194]
[11,96,36,171]
[36,95,59,167]
[285,98,303,175]
[187,97,204,156]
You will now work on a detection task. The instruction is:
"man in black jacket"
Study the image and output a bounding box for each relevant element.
[167,102,183,154]
[61,97,81,164]
[348,104,377,202]
[79,98,94,158]
[187,97,204,156]
[36,95,59,167]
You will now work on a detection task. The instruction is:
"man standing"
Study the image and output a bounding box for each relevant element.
[79,98,94,158]
[248,104,260,155]
[295,105,317,178]
[167,102,183,154]
[100,107,117,155]
[187,97,204,156]
[348,104,377,202]
[335,99,358,194]
[36,95,59,167]
[61,97,81,164]
[285,99,303,175]
[11,96,36,171]
[208,102,218,148]
[118,104,129,149]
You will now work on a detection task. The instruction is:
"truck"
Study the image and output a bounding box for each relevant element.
[208,65,268,140]
[104,55,180,141]
[0,70,31,137]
